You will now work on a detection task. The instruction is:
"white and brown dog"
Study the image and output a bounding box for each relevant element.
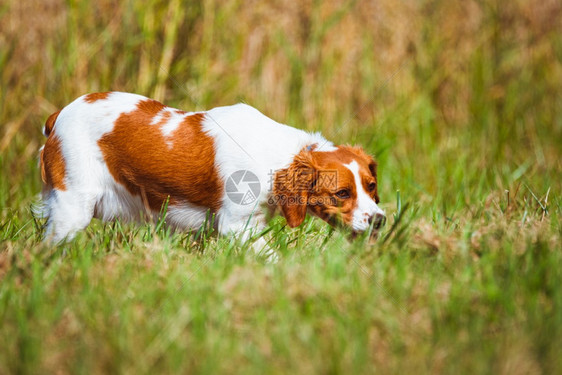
[38,92,385,244]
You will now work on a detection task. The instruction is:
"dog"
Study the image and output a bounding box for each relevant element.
[38,92,385,244]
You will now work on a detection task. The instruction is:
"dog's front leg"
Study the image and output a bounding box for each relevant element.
[217,209,278,261]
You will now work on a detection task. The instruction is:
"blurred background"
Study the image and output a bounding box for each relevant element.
[1,0,561,212]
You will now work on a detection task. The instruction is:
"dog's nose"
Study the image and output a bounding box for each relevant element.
[369,213,386,229]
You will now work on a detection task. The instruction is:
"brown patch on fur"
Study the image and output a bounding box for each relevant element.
[273,145,379,228]
[97,99,223,212]
[40,133,67,191]
[83,92,111,103]
[44,110,61,137]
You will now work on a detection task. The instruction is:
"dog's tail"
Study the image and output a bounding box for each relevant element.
[39,109,65,192]
[40,111,59,186]
[42,110,61,137]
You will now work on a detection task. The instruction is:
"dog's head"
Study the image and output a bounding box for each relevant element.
[273,145,385,236]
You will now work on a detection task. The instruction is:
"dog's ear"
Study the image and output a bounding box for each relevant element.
[273,150,317,228]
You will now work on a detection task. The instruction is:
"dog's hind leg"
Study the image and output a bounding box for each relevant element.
[42,188,96,243]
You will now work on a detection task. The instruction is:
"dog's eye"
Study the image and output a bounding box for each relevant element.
[367,182,376,192]
[335,189,350,199]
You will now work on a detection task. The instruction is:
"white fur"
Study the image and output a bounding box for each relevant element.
[166,203,210,230]
[344,161,386,232]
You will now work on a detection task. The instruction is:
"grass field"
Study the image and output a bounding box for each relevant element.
[1,0,561,373]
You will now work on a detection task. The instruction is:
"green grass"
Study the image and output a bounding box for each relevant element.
[1,0,562,373]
